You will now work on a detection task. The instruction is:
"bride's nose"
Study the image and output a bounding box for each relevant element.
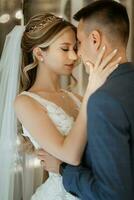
[68,50,78,61]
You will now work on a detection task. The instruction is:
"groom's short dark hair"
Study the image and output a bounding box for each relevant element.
[73,0,130,46]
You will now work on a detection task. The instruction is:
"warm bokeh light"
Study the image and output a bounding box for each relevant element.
[0,14,10,23]
[15,10,23,19]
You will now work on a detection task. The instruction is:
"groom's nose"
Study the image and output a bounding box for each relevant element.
[77,47,81,58]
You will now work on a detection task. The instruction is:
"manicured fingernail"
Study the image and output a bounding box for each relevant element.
[86,61,91,66]
[118,57,122,61]
[102,46,106,50]
[115,64,119,67]
[113,49,118,54]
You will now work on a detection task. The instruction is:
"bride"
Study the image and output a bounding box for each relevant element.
[0,13,120,200]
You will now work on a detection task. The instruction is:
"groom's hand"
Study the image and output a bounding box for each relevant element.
[36,149,62,174]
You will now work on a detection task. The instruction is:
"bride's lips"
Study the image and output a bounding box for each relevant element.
[65,64,74,70]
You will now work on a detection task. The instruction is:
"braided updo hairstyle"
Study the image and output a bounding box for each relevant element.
[20,13,77,92]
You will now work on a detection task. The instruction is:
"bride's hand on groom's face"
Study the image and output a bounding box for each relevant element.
[85,46,122,95]
[36,149,62,174]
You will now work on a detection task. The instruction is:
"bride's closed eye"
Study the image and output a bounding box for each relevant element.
[61,47,69,51]
[61,46,77,53]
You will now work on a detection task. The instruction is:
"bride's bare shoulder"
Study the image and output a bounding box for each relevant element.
[14,93,43,114]
[14,93,32,108]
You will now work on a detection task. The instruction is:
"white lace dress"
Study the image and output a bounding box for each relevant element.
[20,91,81,200]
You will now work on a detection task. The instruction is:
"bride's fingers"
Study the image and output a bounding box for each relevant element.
[103,57,121,78]
[98,49,118,71]
[102,64,119,79]
[94,46,106,70]
[36,150,47,156]
[102,56,122,75]
[85,61,94,75]
[38,155,45,160]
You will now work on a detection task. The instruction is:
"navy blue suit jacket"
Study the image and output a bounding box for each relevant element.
[61,62,134,200]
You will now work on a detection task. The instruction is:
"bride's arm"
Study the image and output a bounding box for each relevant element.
[14,93,85,165]
[14,47,121,165]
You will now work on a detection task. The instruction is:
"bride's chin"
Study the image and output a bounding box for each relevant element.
[63,72,72,76]
[62,70,73,75]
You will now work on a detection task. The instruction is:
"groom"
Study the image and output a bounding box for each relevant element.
[38,1,134,199]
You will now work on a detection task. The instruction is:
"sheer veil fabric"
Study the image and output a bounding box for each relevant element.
[0,26,25,200]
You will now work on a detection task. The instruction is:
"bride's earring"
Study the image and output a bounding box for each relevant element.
[40,58,44,62]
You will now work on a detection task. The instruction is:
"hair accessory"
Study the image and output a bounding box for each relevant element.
[27,16,63,33]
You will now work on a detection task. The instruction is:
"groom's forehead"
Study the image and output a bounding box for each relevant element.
[77,20,84,34]
[77,20,87,39]
[77,19,84,29]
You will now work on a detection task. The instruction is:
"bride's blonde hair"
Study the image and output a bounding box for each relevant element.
[20,12,77,92]
[19,13,77,153]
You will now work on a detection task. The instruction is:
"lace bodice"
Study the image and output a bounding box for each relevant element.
[19,90,81,149]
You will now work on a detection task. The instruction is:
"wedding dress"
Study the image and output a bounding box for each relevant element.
[19,90,81,200]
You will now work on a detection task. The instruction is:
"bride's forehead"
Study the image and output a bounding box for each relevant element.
[54,29,76,44]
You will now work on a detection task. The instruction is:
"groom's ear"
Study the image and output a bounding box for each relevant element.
[88,30,101,50]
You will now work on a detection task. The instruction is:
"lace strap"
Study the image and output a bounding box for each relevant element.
[19,91,48,109]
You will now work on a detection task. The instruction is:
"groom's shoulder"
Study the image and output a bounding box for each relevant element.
[88,78,122,106]
[88,89,113,106]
